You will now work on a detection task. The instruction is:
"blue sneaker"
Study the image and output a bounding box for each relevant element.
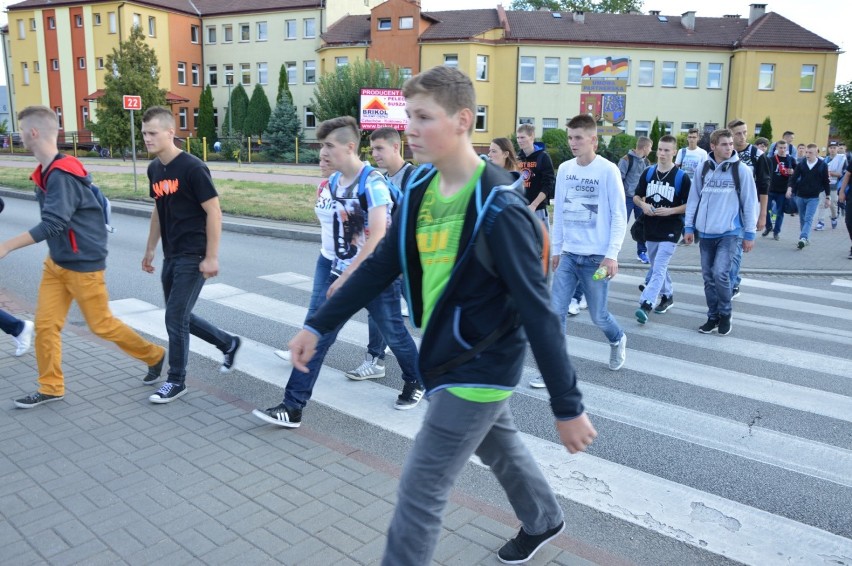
[635,303,652,324]
[814,221,825,231]
[637,251,650,264]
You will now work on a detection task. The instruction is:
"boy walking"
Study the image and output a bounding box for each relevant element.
[0,105,166,408]
[619,137,652,263]
[288,67,596,565]
[141,107,241,403]
[516,123,556,228]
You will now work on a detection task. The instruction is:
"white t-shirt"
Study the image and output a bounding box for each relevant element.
[314,179,335,260]
[675,146,709,181]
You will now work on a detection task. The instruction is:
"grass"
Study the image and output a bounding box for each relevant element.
[0,166,320,224]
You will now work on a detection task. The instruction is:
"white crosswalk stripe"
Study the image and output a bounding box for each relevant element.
[111,271,852,566]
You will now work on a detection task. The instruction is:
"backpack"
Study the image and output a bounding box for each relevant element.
[620,153,637,182]
[677,147,687,165]
[42,167,115,234]
[644,165,687,197]
[328,164,403,213]
[692,160,742,228]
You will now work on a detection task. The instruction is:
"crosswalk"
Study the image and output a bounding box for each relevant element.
[111,270,852,566]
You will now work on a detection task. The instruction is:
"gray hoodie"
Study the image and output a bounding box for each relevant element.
[684,152,759,241]
[618,150,650,199]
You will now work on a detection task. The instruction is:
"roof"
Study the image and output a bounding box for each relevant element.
[7,0,200,15]
[736,12,837,50]
[322,14,371,45]
[7,0,321,16]
[419,9,501,40]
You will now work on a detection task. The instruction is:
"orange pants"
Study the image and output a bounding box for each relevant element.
[35,257,165,396]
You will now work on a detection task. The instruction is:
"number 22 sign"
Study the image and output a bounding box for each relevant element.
[122,95,141,110]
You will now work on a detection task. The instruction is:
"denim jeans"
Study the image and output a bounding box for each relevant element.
[626,197,647,254]
[795,196,820,240]
[306,255,333,319]
[551,252,623,344]
[699,236,737,318]
[0,309,24,336]
[382,390,562,565]
[640,241,676,305]
[728,236,744,290]
[162,256,234,384]
[766,192,787,235]
[284,275,419,410]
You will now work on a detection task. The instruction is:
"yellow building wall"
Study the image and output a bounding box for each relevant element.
[729,49,839,146]
[7,9,45,112]
[119,3,172,91]
[318,46,367,76]
[89,3,122,89]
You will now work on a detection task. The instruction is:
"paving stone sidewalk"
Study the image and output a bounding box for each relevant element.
[0,291,603,566]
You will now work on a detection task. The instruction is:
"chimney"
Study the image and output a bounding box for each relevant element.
[681,11,695,30]
[649,10,660,16]
[749,3,767,25]
[573,10,584,23]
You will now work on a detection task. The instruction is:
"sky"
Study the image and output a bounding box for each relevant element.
[0,0,848,85]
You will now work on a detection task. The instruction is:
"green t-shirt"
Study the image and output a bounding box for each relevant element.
[416,161,512,404]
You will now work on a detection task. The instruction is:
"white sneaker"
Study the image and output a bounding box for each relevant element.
[400,297,409,317]
[609,334,627,371]
[345,353,386,380]
[529,377,546,388]
[578,296,588,310]
[274,349,291,362]
[13,320,34,357]
[568,299,580,316]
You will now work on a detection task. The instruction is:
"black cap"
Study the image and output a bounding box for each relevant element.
[829,140,838,146]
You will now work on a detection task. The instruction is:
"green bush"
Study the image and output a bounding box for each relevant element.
[608,133,637,159]
[676,132,688,149]
[540,129,573,168]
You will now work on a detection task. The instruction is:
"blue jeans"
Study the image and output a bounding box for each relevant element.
[161,256,235,384]
[728,236,744,290]
[551,252,623,344]
[284,275,419,410]
[626,197,647,254]
[0,308,24,336]
[795,196,820,240]
[306,255,333,319]
[699,236,737,319]
[382,390,562,565]
[365,279,403,361]
[640,241,676,305]
[766,193,787,234]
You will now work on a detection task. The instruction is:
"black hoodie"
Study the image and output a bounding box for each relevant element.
[517,142,555,212]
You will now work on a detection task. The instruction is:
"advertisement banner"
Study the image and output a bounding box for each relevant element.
[359,88,408,130]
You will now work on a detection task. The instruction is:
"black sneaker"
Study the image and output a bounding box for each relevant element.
[252,403,302,428]
[761,226,771,237]
[149,382,187,404]
[144,352,166,384]
[220,336,241,374]
[638,284,646,292]
[635,302,652,324]
[395,381,425,410]
[498,521,565,564]
[731,286,741,299]
[718,314,732,336]
[654,295,674,314]
[14,392,64,409]
[698,318,719,334]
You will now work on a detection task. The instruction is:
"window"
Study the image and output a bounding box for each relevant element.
[150,65,156,79]
[132,13,140,29]
[81,106,89,125]
[377,18,391,31]
[518,117,534,126]
[213,108,219,128]
[34,61,40,73]
[113,62,119,77]
[305,106,316,129]
[662,61,677,87]
[475,106,487,131]
[208,65,218,86]
[21,63,29,85]
[754,123,762,135]
[223,24,233,43]
[240,23,250,41]
[177,62,186,85]
[544,57,559,83]
[191,64,200,86]
[179,108,188,130]
[759,63,775,90]
[30,18,37,30]
[78,57,85,69]
[680,122,696,133]
[639,60,654,86]
[52,59,59,71]
[257,62,268,85]
[148,17,156,37]
[402,67,412,80]
[286,62,297,84]
[55,107,63,129]
[96,58,104,69]
[800,64,816,91]
[304,60,316,84]
[519,56,536,82]
[635,120,650,138]
[444,54,458,68]
[193,108,199,128]
[567,58,582,84]
[335,56,349,68]
[304,18,316,38]
[707,63,722,89]
[684,62,699,88]
[661,122,673,135]
[542,118,558,132]
[257,22,268,41]
[75,15,83,27]
[240,63,251,85]
[17,19,25,39]
[94,13,101,25]
[399,16,413,29]
[285,20,296,39]
[207,26,216,44]
[108,12,116,34]
[48,16,56,30]
[476,55,488,81]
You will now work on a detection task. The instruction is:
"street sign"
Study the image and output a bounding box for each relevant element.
[597,126,624,136]
[122,95,142,110]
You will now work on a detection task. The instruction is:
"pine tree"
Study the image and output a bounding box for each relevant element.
[265,96,302,159]
[759,117,773,142]
[222,84,249,136]
[649,118,661,163]
[277,64,293,105]
[243,84,272,138]
[197,85,217,144]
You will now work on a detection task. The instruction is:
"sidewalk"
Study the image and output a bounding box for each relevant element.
[0,289,605,565]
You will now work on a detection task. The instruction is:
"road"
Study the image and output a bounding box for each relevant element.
[1,197,850,565]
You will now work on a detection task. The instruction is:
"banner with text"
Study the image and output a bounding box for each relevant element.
[359,89,408,131]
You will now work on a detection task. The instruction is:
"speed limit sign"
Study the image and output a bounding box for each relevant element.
[122,95,142,110]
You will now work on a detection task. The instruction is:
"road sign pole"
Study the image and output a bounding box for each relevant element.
[130,109,138,193]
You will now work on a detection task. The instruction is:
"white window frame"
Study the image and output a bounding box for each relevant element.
[257,62,268,85]
[335,56,349,68]
[444,54,458,68]
[177,62,186,85]
[224,64,234,85]
[239,23,250,42]
[193,108,199,128]
[684,62,699,89]
[285,20,296,40]
[96,57,104,70]
[305,106,316,129]
[78,57,85,69]
[661,61,677,87]
[286,62,297,85]
[304,60,316,84]
[304,18,316,38]
[542,118,558,132]
[223,24,233,43]
[132,13,140,29]
[179,108,188,130]
[52,59,59,71]
[475,106,487,132]
[21,62,29,85]
[707,63,723,89]
[94,13,101,26]
[399,16,413,30]
[208,64,218,86]
[476,55,488,81]
[519,56,536,83]
[48,16,56,30]
[30,18,37,31]
[108,12,116,34]
[544,57,560,84]
[240,63,251,86]
[402,67,412,80]
[75,15,83,27]
[759,63,775,90]
[518,117,534,126]
[55,107,63,129]
[377,18,392,31]
[81,105,89,125]
[17,19,25,39]
[191,64,200,86]
[148,16,156,37]
[34,61,40,73]
[190,25,199,43]
[800,64,816,92]
[257,21,268,41]
[639,60,654,86]
[207,26,216,44]
[635,120,651,138]
[567,58,582,84]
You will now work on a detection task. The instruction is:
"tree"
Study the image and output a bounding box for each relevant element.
[197,85,217,145]
[608,133,637,159]
[541,128,573,167]
[759,117,773,142]
[222,84,249,137]
[277,64,293,105]
[89,26,166,154]
[825,82,852,143]
[243,84,272,138]
[510,0,643,12]
[265,96,302,159]
[649,117,661,163]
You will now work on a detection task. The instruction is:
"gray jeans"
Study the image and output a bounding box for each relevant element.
[382,390,563,565]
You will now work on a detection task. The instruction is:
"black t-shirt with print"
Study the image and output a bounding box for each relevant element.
[634,166,692,243]
[148,152,219,258]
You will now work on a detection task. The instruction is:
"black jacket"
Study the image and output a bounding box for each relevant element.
[517,143,555,212]
[789,159,831,199]
[305,161,584,419]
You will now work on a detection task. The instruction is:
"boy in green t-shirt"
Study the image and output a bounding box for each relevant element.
[288,66,596,565]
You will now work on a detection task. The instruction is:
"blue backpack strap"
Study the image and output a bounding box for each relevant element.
[673,168,685,196]
[645,165,657,183]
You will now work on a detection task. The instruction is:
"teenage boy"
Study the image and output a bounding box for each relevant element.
[633,135,691,323]
[619,137,652,263]
[674,127,709,182]
[516,123,556,228]
[253,116,422,427]
[787,143,831,249]
[344,127,416,380]
[684,129,759,336]
[0,105,166,408]
[769,131,797,159]
[763,140,796,240]
[288,66,596,565]
[820,141,843,230]
[141,107,241,403]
